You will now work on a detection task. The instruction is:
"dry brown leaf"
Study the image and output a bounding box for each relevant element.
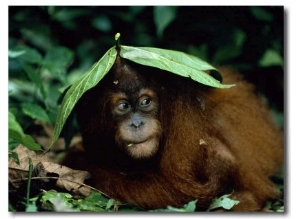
[9,144,91,197]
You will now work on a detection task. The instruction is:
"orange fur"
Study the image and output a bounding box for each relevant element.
[62,58,283,211]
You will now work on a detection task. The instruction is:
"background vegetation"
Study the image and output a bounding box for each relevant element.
[8,6,284,212]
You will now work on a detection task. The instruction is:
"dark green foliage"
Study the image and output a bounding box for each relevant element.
[9,6,284,212]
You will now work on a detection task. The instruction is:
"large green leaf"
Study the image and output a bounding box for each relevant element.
[120,46,235,88]
[51,46,117,146]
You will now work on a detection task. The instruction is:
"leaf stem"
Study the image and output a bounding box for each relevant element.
[115,33,121,49]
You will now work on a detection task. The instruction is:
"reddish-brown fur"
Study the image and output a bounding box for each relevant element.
[63,56,283,211]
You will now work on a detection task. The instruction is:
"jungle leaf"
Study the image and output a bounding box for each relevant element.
[43,46,74,79]
[259,49,283,67]
[15,46,43,64]
[120,46,234,88]
[51,46,117,146]
[21,103,50,123]
[9,130,42,151]
[9,111,24,135]
[208,194,240,211]
[9,50,26,58]
[154,6,177,38]
[20,63,46,98]
[9,111,42,150]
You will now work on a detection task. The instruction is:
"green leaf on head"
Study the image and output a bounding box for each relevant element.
[51,47,117,146]
[51,33,234,146]
[120,46,234,88]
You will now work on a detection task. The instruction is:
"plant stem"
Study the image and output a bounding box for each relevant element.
[26,158,33,206]
[115,33,121,49]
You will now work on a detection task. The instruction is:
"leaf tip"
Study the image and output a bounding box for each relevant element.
[115,33,121,41]
[219,83,236,89]
[115,33,121,49]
